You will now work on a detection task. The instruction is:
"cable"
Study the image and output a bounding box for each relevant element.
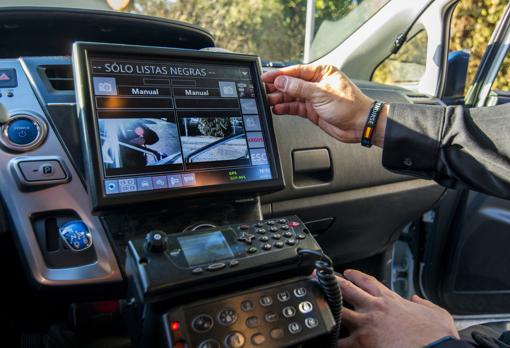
[298,249,342,348]
[391,0,435,55]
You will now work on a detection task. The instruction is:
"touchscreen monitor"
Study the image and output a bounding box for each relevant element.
[73,42,283,209]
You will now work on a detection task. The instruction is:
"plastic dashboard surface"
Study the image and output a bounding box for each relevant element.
[73,42,283,210]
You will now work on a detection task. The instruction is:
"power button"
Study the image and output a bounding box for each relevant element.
[1,114,47,152]
[7,118,38,145]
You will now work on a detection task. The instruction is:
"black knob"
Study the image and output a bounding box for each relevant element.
[145,230,168,253]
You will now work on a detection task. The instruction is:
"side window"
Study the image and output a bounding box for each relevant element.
[449,0,508,97]
[371,30,428,87]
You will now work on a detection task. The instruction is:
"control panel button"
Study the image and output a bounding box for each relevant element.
[7,118,39,145]
[296,233,306,240]
[282,306,296,318]
[237,232,255,244]
[198,339,220,348]
[255,228,266,234]
[239,224,250,230]
[269,328,284,340]
[192,267,204,275]
[251,333,266,346]
[229,260,239,267]
[277,291,290,302]
[283,231,293,238]
[289,221,301,228]
[269,226,279,232]
[294,287,307,298]
[225,332,245,348]
[299,301,313,314]
[240,300,254,312]
[278,219,287,224]
[247,246,257,254]
[0,69,17,88]
[259,295,273,307]
[192,314,214,333]
[262,243,272,251]
[207,263,226,271]
[254,222,264,228]
[274,241,284,248]
[259,236,269,242]
[305,317,319,329]
[218,309,238,326]
[245,316,259,328]
[271,233,281,240]
[280,225,290,230]
[266,220,276,226]
[264,311,278,323]
[288,322,302,334]
[17,159,67,182]
[286,239,296,246]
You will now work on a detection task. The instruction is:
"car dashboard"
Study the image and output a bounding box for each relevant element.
[0,6,446,348]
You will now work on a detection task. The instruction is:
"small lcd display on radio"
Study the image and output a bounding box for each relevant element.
[178,231,234,266]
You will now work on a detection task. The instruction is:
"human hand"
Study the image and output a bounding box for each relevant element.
[337,269,459,348]
[261,64,388,146]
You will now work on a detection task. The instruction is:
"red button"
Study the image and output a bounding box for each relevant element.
[289,221,300,227]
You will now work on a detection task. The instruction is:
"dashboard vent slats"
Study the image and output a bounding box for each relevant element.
[42,65,74,91]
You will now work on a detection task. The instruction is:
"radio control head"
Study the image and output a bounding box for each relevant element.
[145,230,168,253]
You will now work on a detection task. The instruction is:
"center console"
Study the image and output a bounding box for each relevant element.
[70,42,341,348]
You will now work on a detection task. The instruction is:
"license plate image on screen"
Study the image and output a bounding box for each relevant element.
[83,52,279,199]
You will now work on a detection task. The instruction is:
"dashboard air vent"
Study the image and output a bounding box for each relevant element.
[42,65,74,91]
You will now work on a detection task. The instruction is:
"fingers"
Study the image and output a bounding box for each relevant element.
[337,335,359,348]
[337,276,375,309]
[267,92,296,105]
[343,269,388,297]
[261,64,322,83]
[272,101,308,117]
[273,75,321,100]
[341,307,365,330]
[411,295,438,309]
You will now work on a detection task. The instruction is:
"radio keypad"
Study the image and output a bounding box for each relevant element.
[172,279,330,348]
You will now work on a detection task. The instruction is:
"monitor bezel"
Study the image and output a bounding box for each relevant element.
[72,41,284,211]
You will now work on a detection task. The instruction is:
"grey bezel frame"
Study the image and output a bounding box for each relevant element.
[72,41,284,211]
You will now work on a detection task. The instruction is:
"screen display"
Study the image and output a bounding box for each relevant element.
[178,231,234,266]
[87,56,277,196]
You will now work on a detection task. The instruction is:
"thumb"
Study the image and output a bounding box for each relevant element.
[274,75,320,99]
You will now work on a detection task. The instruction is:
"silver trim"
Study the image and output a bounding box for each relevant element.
[0,113,47,152]
[0,57,124,288]
[46,102,77,106]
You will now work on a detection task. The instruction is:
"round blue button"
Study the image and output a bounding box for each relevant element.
[7,118,38,145]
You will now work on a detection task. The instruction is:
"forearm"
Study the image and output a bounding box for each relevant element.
[380,102,510,199]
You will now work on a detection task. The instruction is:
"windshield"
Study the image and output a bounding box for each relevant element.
[4,0,390,63]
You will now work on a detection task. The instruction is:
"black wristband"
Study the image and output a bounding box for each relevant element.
[361,101,384,148]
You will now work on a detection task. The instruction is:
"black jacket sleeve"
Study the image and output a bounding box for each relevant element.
[383,103,510,199]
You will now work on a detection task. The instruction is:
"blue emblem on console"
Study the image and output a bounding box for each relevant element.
[59,220,92,251]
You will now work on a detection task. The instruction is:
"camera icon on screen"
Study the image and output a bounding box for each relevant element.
[93,77,118,96]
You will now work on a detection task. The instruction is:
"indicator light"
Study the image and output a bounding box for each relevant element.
[170,321,180,332]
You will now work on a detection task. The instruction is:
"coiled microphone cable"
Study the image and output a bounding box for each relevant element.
[298,249,342,348]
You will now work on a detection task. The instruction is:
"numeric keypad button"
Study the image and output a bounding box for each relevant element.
[225,332,245,348]
[305,317,319,329]
[288,322,302,334]
[282,306,296,318]
[198,339,221,348]
[192,314,214,333]
[299,301,313,314]
[218,309,238,326]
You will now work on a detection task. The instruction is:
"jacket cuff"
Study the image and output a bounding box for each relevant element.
[431,340,477,348]
[382,103,445,178]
